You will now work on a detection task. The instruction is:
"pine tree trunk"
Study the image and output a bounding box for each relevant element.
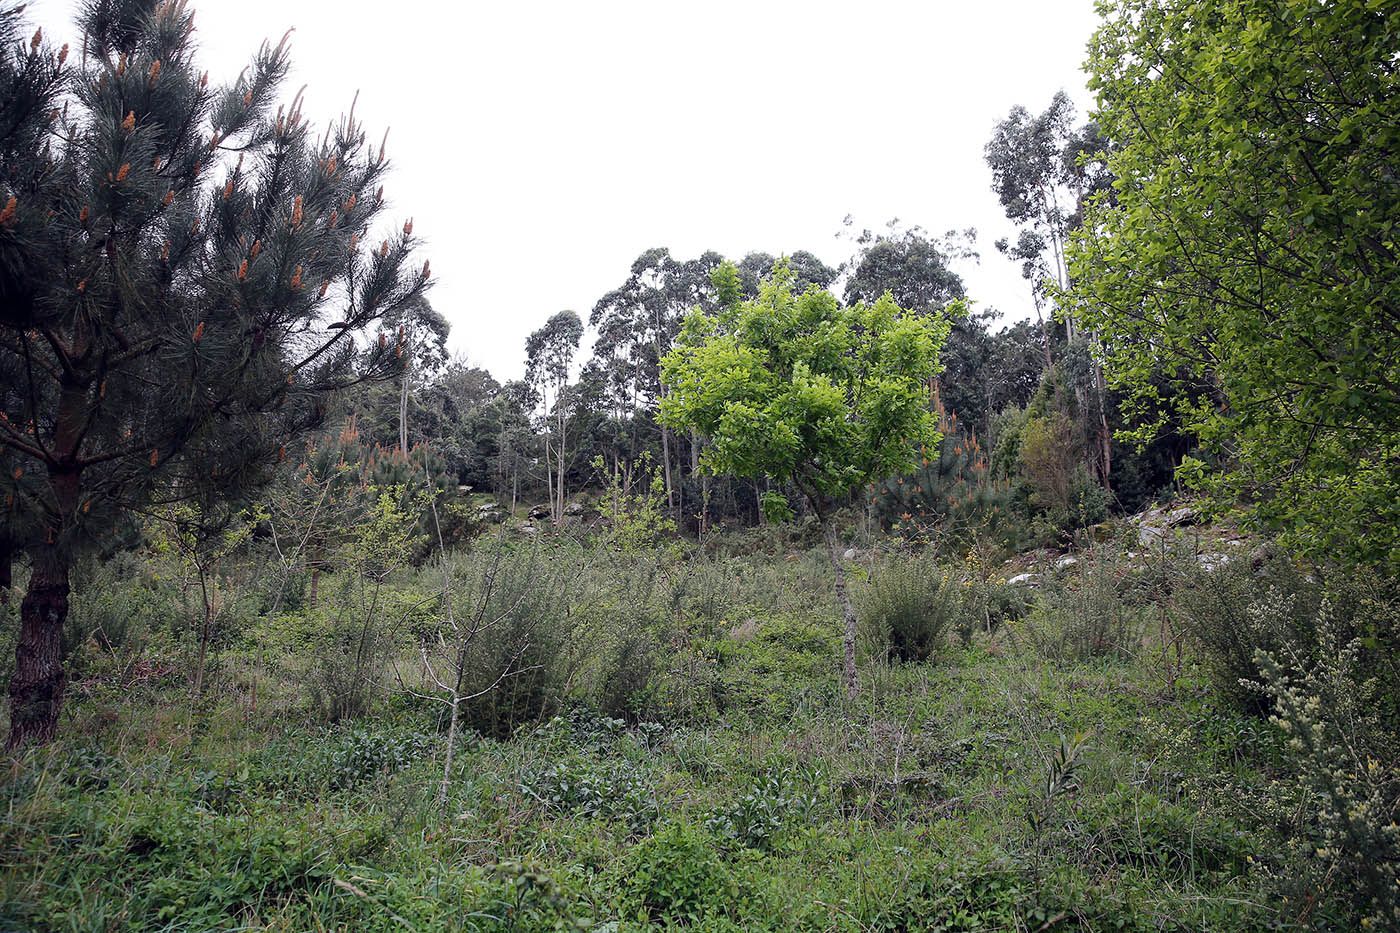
[399,361,411,453]
[0,539,12,605]
[192,570,215,697]
[8,543,69,748]
[824,522,859,699]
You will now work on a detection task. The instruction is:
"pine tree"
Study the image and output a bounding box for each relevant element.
[0,0,430,745]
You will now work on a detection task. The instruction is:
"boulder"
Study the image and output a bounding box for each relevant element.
[1007,572,1040,587]
[563,502,585,517]
[1197,552,1231,573]
[527,504,551,521]
[1165,506,1199,527]
[1055,555,1079,570]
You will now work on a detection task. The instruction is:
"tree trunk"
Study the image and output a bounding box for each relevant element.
[192,569,215,697]
[824,523,859,699]
[0,539,12,605]
[308,564,321,609]
[8,544,70,748]
[660,424,675,518]
[398,360,411,454]
[555,408,567,524]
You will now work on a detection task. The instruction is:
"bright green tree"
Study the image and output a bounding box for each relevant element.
[1068,0,1399,567]
[660,259,951,695]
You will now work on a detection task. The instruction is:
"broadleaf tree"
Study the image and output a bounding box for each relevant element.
[0,0,430,745]
[661,259,951,696]
[1068,0,1400,567]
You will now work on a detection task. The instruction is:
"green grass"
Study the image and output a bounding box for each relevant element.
[0,541,1330,930]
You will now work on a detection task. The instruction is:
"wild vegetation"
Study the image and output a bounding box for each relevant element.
[1,0,1397,929]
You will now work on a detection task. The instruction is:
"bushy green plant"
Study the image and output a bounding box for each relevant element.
[520,754,658,834]
[1175,554,1323,714]
[308,489,423,721]
[859,557,960,662]
[1029,555,1141,660]
[448,543,574,740]
[705,763,824,852]
[624,821,735,925]
[317,722,438,791]
[1252,599,1400,928]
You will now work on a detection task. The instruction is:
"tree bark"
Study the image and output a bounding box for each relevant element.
[0,539,12,605]
[824,523,860,699]
[8,544,70,748]
[660,423,674,518]
[398,360,411,454]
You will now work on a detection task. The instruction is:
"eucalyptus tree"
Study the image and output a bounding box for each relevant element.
[0,0,430,745]
[525,310,583,523]
[987,94,1115,487]
[589,247,724,516]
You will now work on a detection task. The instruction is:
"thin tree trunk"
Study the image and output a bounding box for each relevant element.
[192,568,215,697]
[660,424,674,517]
[824,522,859,699]
[551,406,562,523]
[8,543,69,748]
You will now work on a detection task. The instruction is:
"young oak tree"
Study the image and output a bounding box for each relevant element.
[0,0,430,745]
[1069,0,1400,567]
[660,259,952,696]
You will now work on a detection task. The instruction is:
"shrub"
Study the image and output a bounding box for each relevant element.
[860,557,961,662]
[1029,554,1141,661]
[1175,553,1323,714]
[705,763,824,852]
[519,754,658,834]
[624,822,735,925]
[316,722,437,791]
[596,626,662,722]
[1252,599,1400,928]
[450,543,573,740]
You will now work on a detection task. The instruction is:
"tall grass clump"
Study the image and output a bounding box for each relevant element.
[859,557,960,663]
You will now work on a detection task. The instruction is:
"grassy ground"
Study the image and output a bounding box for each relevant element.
[0,536,1335,930]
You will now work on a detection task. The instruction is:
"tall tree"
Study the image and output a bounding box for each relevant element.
[0,0,429,745]
[1069,0,1400,567]
[525,310,583,523]
[661,259,951,696]
[589,248,723,517]
[986,94,1116,488]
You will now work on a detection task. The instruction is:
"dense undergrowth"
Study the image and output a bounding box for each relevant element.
[1,517,1397,930]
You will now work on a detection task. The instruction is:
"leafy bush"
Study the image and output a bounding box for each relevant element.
[438,543,575,740]
[1252,599,1400,928]
[317,722,437,791]
[624,822,735,925]
[1176,553,1323,714]
[860,557,961,662]
[705,763,824,852]
[519,754,658,833]
[1029,554,1141,660]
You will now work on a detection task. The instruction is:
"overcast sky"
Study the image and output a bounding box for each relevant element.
[37,0,1100,380]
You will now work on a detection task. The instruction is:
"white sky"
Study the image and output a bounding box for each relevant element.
[36,0,1100,381]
